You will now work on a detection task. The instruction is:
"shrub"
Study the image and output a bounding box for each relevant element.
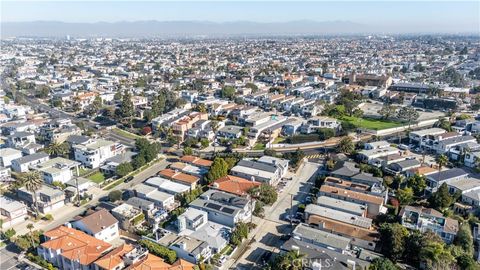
[138,239,177,264]
[44,214,54,221]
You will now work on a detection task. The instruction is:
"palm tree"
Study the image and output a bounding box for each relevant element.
[436,154,449,190]
[22,171,43,217]
[44,142,69,158]
[26,223,35,247]
[210,120,219,155]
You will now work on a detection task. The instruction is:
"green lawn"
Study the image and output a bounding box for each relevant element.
[340,116,403,130]
[112,128,141,140]
[87,171,106,184]
[272,136,286,144]
[253,143,266,150]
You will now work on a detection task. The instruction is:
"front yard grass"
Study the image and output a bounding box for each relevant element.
[87,171,106,184]
[112,128,141,140]
[253,143,266,150]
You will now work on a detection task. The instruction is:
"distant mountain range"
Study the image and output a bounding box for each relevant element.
[1,20,372,38]
[1,20,476,38]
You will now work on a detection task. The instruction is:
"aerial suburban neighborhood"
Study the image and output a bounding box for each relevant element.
[0,2,480,270]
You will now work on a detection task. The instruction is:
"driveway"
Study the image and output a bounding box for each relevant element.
[231,162,321,269]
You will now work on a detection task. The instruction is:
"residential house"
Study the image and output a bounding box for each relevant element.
[11,152,50,172]
[177,208,230,253]
[134,183,176,210]
[157,234,212,264]
[217,125,243,139]
[37,226,112,270]
[189,189,254,228]
[300,116,340,134]
[0,196,27,227]
[180,155,213,169]
[409,128,446,145]
[100,151,137,176]
[169,162,208,178]
[111,204,144,230]
[357,147,400,166]
[73,139,124,169]
[211,175,261,197]
[425,168,469,193]
[400,206,459,244]
[292,224,351,254]
[126,197,156,216]
[144,177,190,195]
[17,184,65,214]
[315,196,367,217]
[230,159,282,185]
[93,244,134,270]
[6,131,36,148]
[318,185,387,217]
[30,157,81,184]
[72,208,119,243]
[158,169,200,190]
[125,253,195,270]
[0,148,22,168]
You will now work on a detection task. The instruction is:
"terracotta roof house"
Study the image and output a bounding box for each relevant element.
[126,253,195,270]
[180,155,213,168]
[94,244,134,270]
[72,208,119,243]
[37,226,112,269]
[158,168,200,189]
[211,175,261,196]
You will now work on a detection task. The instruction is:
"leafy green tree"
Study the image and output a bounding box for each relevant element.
[248,184,278,205]
[428,183,454,210]
[221,86,236,100]
[379,223,408,262]
[268,250,306,270]
[108,190,122,202]
[419,239,455,270]
[336,136,355,154]
[3,228,16,241]
[224,157,238,170]
[454,223,474,255]
[183,147,193,156]
[22,171,43,217]
[116,162,133,177]
[378,104,397,120]
[120,90,135,127]
[230,222,250,246]
[436,154,449,174]
[456,253,478,270]
[132,155,146,169]
[407,173,427,196]
[245,82,258,92]
[397,187,414,205]
[206,157,228,183]
[369,257,398,270]
[396,106,419,127]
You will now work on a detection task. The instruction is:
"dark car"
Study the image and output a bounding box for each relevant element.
[125,176,134,183]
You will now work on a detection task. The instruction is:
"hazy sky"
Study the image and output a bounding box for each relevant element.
[2,1,479,31]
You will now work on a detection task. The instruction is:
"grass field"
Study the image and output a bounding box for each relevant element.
[112,128,141,140]
[87,171,106,183]
[340,116,403,130]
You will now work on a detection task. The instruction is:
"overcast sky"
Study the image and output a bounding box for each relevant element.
[2,1,479,33]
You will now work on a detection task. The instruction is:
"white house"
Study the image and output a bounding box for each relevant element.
[0,196,27,227]
[11,152,50,173]
[0,148,23,168]
[30,157,81,184]
[72,208,119,243]
[73,139,124,169]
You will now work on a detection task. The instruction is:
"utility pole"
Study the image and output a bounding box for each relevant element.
[290,193,294,227]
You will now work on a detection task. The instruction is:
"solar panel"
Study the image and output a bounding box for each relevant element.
[206,203,222,210]
[221,207,235,214]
